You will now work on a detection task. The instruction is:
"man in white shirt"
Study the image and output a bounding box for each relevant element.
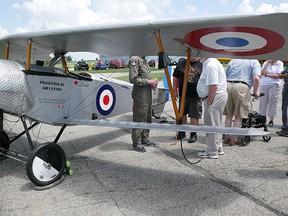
[197,58,228,159]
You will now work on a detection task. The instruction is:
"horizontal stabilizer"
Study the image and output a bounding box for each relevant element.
[54,119,271,136]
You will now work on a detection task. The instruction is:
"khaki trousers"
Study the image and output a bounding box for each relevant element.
[204,91,228,155]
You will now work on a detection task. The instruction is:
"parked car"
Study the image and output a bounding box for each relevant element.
[169,58,178,66]
[148,59,156,67]
[109,59,125,69]
[148,58,176,67]
[93,63,107,70]
[104,60,110,68]
[74,61,89,71]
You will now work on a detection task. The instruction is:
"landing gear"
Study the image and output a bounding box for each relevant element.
[0,115,68,188]
[26,142,66,186]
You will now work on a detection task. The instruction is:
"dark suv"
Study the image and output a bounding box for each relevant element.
[74,61,89,71]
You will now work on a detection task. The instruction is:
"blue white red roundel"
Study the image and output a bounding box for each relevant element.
[184,27,285,56]
[96,84,116,116]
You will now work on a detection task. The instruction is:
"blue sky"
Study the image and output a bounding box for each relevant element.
[1,0,287,60]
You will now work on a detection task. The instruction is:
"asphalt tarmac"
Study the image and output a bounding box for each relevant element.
[1,82,288,216]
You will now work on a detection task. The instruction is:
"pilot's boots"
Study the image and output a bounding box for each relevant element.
[141,139,156,147]
[132,143,146,153]
[188,132,197,143]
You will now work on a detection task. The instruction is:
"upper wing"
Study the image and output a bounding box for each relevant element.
[0,13,288,60]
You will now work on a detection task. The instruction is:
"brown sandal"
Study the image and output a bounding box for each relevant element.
[223,136,231,144]
[228,139,241,146]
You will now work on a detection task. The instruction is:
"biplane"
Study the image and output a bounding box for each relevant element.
[0,12,287,187]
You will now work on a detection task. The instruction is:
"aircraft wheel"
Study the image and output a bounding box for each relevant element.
[26,142,66,186]
[262,136,271,142]
[239,135,251,146]
[0,131,9,161]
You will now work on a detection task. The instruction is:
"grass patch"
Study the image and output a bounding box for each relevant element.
[58,62,161,73]
[116,72,165,82]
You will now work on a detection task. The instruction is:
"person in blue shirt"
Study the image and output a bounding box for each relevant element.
[223,59,261,145]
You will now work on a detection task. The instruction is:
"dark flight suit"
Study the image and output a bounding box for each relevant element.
[129,56,153,144]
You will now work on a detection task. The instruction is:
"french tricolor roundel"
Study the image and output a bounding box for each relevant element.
[184,27,285,56]
[96,84,116,116]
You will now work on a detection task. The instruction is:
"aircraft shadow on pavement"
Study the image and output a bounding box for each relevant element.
[15,154,248,215]
[2,121,287,215]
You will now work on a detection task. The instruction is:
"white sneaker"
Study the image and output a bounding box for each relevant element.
[198,151,218,159]
[218,149,224,155]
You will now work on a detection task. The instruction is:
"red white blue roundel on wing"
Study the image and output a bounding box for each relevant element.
[184,27,285,56]
[96,84,116,116]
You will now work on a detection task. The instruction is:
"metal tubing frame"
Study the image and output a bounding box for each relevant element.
[20,116,35,151]
[1,120,66,163]
[53,125,67,144]
[8,121,39,145]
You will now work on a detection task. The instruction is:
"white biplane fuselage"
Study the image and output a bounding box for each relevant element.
[0,59,166,125]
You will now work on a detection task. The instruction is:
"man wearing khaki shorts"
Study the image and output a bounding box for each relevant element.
[223,59,261,145]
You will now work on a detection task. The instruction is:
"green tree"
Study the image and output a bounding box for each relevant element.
[66,55,72,62]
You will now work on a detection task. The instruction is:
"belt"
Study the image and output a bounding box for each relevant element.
[201,96,208,100]
[227,80,248,86]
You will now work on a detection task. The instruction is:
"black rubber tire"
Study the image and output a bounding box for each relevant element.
[239,136,251,146]
[0,131,9,161]
[262,136,271,142]
[26,142,66,186]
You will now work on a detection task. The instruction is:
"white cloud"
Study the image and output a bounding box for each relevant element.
[255,3,277,14]
[220,0,228,5]
[15,0,178,32]
[18,0,87,30]
[14,0,207,34]
[12,3,21,9]
[186,6,196,14]
[0,27,8,38]
[14,26,30,34]
[237,0,255,14]
[238,0,288,14]
[277,3,288,12]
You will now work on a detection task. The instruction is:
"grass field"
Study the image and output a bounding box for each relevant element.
[115,72,165,82]
[63,60,228,82]
[64,61,166,81]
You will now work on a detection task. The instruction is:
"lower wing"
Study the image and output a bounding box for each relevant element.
[54,119,271,136]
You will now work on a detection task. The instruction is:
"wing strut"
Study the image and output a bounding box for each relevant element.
[154,30,180,123]
[5,42,9,60]
[60,53,69,74]
[26,39,32,71]
[179,48,191,119]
